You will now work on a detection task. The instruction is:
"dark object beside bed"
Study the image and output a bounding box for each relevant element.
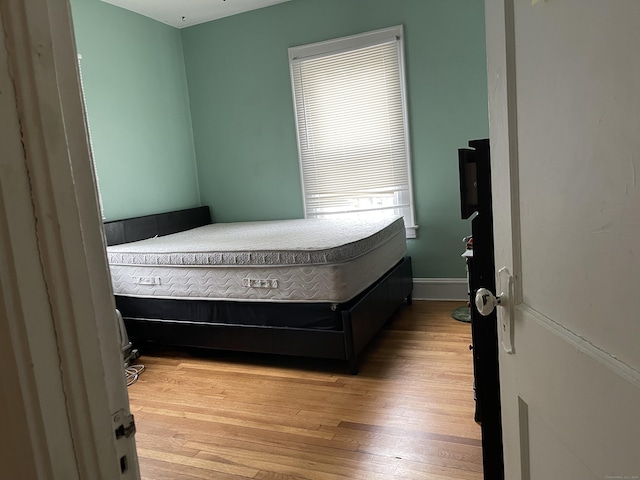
[104,207,413,374]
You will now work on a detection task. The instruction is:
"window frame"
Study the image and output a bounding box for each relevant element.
[288,25,417,238]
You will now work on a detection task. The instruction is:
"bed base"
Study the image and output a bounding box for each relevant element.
[119,256,412,374]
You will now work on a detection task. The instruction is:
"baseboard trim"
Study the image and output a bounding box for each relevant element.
[412,278,468,301]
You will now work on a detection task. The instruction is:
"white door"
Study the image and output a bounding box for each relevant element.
[484,0,640,478]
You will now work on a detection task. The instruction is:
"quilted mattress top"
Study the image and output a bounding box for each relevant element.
[107,215,405,267]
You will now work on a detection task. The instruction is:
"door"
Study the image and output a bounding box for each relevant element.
[484,1,640,479]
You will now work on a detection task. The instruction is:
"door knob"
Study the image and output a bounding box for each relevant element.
[475,288,501,316]
[475,268,515,354]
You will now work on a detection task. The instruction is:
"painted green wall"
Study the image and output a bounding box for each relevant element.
[181,0,489,277]
[70,0,200,221]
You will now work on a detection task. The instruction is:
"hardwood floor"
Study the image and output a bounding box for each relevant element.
[127,301,483,480]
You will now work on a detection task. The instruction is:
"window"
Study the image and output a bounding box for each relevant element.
[289,26,417,238]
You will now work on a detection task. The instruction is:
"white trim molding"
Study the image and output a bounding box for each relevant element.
[412,278,469,301]
[0,0,139,478]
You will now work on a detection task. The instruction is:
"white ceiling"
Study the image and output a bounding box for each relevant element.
[101,0,293,29]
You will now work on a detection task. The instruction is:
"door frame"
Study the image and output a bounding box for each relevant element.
[0,0,139,477]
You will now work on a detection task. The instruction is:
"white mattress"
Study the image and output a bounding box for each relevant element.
[107,216,407,304]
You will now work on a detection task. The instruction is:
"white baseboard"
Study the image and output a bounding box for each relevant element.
[412,278,468,301]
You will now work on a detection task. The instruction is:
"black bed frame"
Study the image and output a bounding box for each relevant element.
[104,207,413,374]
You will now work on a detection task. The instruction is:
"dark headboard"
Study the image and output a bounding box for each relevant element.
[103,206,211,246]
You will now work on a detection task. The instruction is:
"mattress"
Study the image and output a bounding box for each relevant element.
[107,216,407,304]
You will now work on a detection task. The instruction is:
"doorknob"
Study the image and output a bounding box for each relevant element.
[475,288,501,316]
[475,268,515,354]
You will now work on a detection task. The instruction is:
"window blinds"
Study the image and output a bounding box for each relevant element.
[289,27,416,235]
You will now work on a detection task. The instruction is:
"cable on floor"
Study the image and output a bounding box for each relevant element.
[125,364,145,386]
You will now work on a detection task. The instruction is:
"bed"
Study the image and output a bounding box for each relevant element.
[104,206,413,374]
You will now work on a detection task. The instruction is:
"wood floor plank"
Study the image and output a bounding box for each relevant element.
[128,300,484,479]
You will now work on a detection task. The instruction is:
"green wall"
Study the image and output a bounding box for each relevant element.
[181,0,489,278]
[70,0,200,221]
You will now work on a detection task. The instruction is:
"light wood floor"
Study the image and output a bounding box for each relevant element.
[127,300,483,480]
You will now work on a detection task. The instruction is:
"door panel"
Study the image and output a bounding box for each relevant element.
[516,306,639,478]
[485,0,640,478]
[527,410,596,480]
[513,0,640,368]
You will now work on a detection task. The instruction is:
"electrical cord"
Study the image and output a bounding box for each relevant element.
[125,364,145,386]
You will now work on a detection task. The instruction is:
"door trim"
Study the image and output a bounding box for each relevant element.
[0,0,139,477]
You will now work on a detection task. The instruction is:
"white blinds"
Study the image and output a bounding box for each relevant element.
[289,26,416,236]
